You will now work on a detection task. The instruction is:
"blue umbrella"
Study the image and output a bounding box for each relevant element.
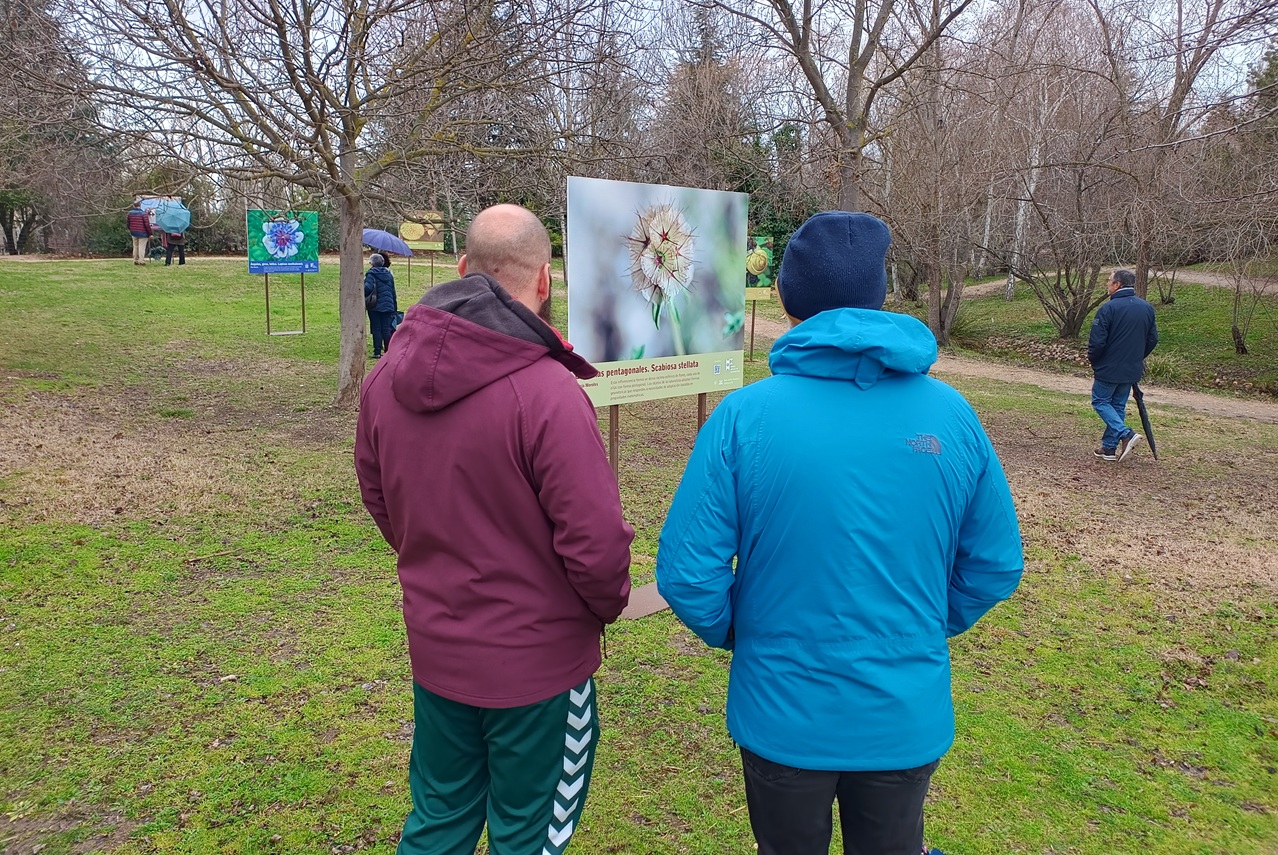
[362,228,414,257]
[154,201,191,233]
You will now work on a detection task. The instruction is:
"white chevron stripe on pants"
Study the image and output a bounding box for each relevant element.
[541,677,596,855]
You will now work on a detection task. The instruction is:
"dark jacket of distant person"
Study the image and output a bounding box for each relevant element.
[364,265,397,313]
[1088,286,1158,384]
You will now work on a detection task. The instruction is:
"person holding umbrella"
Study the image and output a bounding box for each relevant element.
[364,253,398,359]
[1088,269,1159,462]
[163,230,186,266]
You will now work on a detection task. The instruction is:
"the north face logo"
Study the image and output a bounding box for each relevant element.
[906,434,942,455]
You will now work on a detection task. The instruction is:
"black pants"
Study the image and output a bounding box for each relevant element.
[368,309,395,356]
[741,747,939,855]
[165,244,185,265]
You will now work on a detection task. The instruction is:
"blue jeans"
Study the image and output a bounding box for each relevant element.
[1092,379,1134,450]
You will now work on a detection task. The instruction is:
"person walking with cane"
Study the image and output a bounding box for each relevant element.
[1088,269,1159,462]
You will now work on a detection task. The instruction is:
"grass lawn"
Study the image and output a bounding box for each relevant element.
[1,257,1276,854]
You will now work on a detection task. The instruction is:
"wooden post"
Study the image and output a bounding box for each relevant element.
[697,393,707,429]
[264,274,271,335]
[609,405,620,479]
[748,300,757,361]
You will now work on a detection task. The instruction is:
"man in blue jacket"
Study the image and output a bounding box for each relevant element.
[655,212,1024,855]
[1088,269,1159,462]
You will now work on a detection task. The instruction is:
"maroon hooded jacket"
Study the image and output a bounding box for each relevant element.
[355,274,633,708]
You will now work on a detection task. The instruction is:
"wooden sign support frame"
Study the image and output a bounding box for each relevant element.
[605,392,709,479]
[264,273,307,336]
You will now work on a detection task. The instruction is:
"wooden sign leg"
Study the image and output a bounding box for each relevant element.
[748,300,757,361]
[609,405,620,479]
[697,393,707,429]
[264,274,271,335]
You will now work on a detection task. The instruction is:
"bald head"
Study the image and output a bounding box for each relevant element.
[461,205,552,299]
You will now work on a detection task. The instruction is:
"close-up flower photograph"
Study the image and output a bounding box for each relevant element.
[566,176,747,364]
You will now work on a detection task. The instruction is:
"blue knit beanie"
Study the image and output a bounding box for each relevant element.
[777,211,891,319]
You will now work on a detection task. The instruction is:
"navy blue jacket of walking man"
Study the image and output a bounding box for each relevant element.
[655,211,1025,855]
[1088,269,1158,462]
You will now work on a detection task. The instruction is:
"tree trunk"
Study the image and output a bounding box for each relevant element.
[927,263,944,344]
[332,132,368,406]
[839,66,863,213]
[1134,232,1150,300]
[1007,145,1040,301]
[976,179,995,277]
[0,204,15,255]
[837,148,862,212]
[334,183,367,408]
[16,209,38,253]
[940,264,965,343]
[1231,324,1249,355]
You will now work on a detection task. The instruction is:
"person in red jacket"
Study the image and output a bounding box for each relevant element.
[126,201,150,265]
[355,204,633,855]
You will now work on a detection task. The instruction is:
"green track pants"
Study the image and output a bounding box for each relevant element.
[398,678,598,855]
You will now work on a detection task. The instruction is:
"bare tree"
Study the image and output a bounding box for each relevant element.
[66,0,608,405]
[945,0,1131,338]
[1089,0,1278,299]
[709,0,976,211]
[881,3,988,344]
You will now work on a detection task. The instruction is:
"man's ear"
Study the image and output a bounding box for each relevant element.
[457,255,469,277]
[537,262,551,301]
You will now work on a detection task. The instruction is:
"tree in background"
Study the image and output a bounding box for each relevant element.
[984,0,1129,338]
[713,0,976,211]
[0,0,118,254]
[67,0,612,405]
[1090,0,1278,299]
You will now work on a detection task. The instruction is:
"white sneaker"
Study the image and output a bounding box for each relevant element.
[1118,433,1143,462]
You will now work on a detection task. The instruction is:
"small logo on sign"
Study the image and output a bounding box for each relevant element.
[906,434,942,455]
[713,363,722,375]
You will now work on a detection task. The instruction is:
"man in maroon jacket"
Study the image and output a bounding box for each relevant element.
[355,204,633,855]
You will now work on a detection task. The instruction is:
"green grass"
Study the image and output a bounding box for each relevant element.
[1,258,1276,854]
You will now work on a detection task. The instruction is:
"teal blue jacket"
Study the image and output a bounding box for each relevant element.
[656,308,1023,771]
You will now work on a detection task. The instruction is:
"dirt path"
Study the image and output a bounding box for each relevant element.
[749,315,1278,424]
[921,268,1276,299]
[932,353,1278,423]
[1154,268,1278,295]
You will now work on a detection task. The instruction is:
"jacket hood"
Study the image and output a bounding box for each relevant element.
[769,307,937,389]
[381,273,595,412]
[367,266,393,283]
